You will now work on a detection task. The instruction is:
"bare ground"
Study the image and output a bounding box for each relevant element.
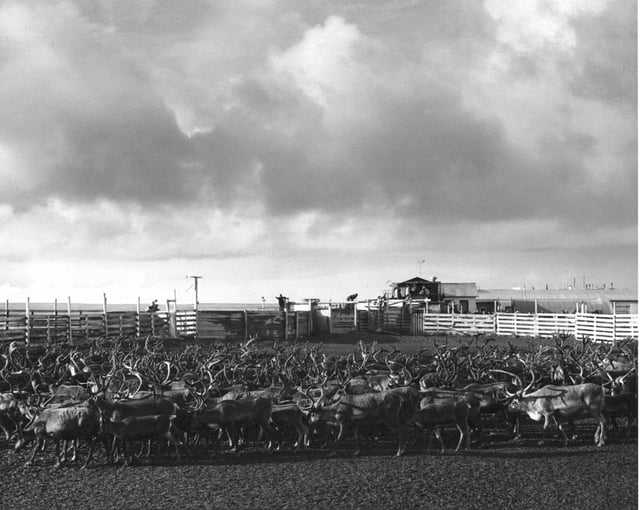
[1,430,636,510]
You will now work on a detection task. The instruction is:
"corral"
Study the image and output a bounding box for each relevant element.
[1,299,638,344]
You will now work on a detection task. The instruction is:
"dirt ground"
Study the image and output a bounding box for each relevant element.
[165,330,562,357]
[1,428,636,510]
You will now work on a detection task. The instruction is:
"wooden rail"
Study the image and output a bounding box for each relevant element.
[417,311,638,342]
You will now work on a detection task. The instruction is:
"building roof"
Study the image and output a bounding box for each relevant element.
[512,299,613,314]
[441,283,478,297]
[394,278,478,298]
[396,277,433,285]
[477,288,637,302]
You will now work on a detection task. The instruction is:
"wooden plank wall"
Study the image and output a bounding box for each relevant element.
[330,305,357,334]
[194,310,309,342]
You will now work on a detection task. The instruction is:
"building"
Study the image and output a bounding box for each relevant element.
[476,288,638,314]
[389,277,478,313]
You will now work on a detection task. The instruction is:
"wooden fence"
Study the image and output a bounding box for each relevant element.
[312,303,410,335]
[0,307,311,344]
[417,311,638,342]
[2,302,636,344]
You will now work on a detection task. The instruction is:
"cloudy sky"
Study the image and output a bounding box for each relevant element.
[0,0,636,305]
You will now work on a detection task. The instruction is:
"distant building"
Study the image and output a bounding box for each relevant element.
[476,288,638,314]
[390,277,478,313]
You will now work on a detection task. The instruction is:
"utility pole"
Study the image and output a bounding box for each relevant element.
[186,275,203,311]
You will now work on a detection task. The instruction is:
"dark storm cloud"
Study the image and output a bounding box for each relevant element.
[0,0,634,234]
[58,102,196,205]
[184,70,628,231]
[569,0,637,107]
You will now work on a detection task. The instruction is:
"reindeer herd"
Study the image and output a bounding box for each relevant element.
[0,333,636,468]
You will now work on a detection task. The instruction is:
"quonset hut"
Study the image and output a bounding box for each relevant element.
[476,287,638,314]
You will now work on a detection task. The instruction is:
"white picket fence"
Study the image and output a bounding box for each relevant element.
[422,312,638,342]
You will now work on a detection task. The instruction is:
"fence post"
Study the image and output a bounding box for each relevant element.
[66,297,72,345]
[25,297,31,344]
[284,310,289,341]
[136,297,141,338]
[83,312,89,341]
[243,309,248,341]
[353,304,357,331]
[103,293,109,336]
[3,300,8,337]
[295,312,299,340]
[52,298,57,344]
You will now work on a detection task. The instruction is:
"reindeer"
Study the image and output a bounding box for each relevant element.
[20,400,101,468]
[413,398,471,453]
[507,369,607,447]
[305,387,407,456]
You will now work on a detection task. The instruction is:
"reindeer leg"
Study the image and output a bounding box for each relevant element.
[393,419,405,457]
[110,436,118,463]
[327,424,342,456]
[26,436,43,466]
[557,421,570,446]
[426,427,434,453]
[54,440,62,469]
[434,427,445,454]
[169,433,180,461]
[352,423,361,456]
[70,439,78,462]
[228,427,239,454]
[566,416,578,441]
[626,413,634,438]
[454,424,464,452]
[610,416,620,436]
[59,440,67,464]
[595,412,606,447]
[135,440,147,459]
[226,427,235,450]
[122,441,131,466]
[82,438,96,469]
[537,415,552,445]
[293,422,308,452]
[464,420,471,450]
